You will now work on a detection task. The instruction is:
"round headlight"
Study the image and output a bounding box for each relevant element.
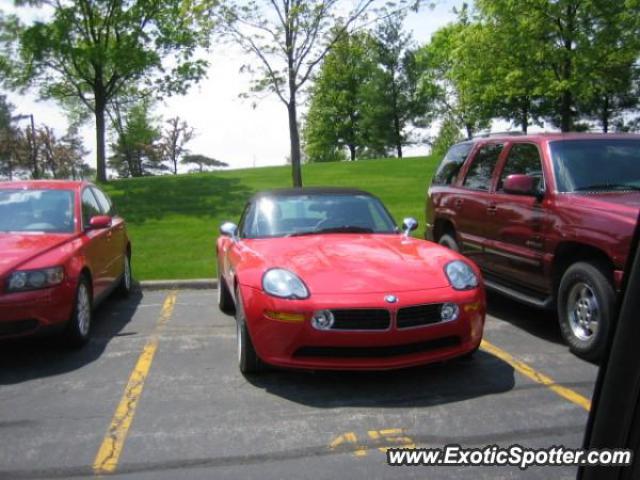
[440,303,459,322]
[445,261,478,290]
[311,310,335,330]
[262,268,309,299]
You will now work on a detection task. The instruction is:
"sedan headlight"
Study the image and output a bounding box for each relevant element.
[7,267,65,292]
[444,261,478,290]
[262,268,309,299]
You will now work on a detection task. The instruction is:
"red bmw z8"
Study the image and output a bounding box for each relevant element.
[217,188,486,373]
[0,181,132,346]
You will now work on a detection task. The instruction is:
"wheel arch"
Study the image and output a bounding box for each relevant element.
[433,217,457,242]
[552,242,615,294]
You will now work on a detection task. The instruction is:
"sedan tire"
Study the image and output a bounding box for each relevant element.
[65,276,93,348]
[557,261,615,362]
[117,253,133,297]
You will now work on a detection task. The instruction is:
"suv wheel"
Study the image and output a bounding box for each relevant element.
[438,233,460,252]
[557,261,615,362]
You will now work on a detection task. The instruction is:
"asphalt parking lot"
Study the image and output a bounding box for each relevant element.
[0,289,598,479]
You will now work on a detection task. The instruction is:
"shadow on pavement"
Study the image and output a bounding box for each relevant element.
[487,291,564,345]
[0,291,143,385]
[246,350,515,409]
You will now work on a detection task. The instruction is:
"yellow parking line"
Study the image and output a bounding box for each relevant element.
[93,291,177,475]
[481,339,591,411]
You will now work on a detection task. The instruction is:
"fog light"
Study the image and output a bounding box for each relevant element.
[311,310,335,330]
[440,303,459,322]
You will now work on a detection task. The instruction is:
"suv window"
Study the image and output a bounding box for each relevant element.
[81,188,102,227]
[463,143,504,191]
[498,143,544,191]
[432,143,473,185]
[91,187,114,216]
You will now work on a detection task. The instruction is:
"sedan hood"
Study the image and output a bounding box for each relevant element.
[243,234,455,294]
[0,233,74,276]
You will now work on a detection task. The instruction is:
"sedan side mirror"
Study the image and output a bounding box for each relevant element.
[220,222,239,242]
[88,215,112,229]
[402,217,418,237]
[503,174,539,197]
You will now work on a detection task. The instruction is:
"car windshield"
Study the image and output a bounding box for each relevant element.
[0,189,75,233]
[550,139,640,193]
[240,193,398,239]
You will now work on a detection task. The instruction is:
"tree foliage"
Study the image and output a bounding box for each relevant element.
[181,154,228,172]
[2,0,215,182]
[160,117,195,175]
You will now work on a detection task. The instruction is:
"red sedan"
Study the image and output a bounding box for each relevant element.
[217,188,485,373]
[0,180,132,346]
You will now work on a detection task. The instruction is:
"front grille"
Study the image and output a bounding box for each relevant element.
[397,304,444,329]
[0,319,38,337]
[330,309,390,330]
[293,336,460,358]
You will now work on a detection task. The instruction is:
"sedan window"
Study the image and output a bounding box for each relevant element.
[91,187,114,216]
[0,189,75,233]
[463,143,504,191]
[81,189,102,228]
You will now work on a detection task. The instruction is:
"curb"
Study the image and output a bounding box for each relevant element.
[137,279,218,291]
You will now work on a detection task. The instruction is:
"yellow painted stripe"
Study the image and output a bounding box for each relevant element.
[93,291,177,475]
[481,339,591,411]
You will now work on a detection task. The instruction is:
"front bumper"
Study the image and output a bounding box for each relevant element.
[240,285,486,370]
[0,281,75,338]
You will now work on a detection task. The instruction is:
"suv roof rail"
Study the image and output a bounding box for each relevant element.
[472,131,526,139]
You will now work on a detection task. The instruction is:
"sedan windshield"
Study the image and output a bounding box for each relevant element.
[550,139,640,193]
[0,189,75,233]
[240,193,398,238]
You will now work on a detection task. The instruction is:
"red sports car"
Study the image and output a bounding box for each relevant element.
[217,188,485,373]
[0,180,132,346]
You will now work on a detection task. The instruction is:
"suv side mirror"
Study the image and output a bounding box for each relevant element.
[503,174,539,197]
[88,215,112,229]
[220,222,239,241]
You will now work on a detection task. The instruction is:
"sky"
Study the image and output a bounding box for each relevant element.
[0,0,465,172]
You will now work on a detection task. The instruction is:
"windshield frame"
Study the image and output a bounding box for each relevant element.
[238,192,399,239]
[549,139,640,194]
[0,188,77,234]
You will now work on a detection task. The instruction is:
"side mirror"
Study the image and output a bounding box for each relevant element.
[220,222,239,241]
[401,217,418,237]
[503,174,539,196]
[88,215,112,229]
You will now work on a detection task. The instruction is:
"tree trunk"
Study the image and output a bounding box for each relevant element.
[560,8,574,133]
[601,95,610,133]
[394,114,402,159]
[288,98,303,187]
[348,144,356,161]
[560,89,573,132]
[94,94,107,182]
[520,98,529,133]
[29,114,38,179]
[465,123,474,140]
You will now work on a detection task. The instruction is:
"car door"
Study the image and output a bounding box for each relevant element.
[81,188,111,297]
[455,142,505,268]
[91,186,125,287]
[483,142,549,292]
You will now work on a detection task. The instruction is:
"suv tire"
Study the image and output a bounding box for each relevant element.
[557,261,615,362]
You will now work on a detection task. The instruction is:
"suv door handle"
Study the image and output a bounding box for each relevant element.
[487,203,498,215]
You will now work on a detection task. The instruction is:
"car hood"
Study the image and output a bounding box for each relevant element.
[568,192,640,225]
[0,233,74,277]
[241,234,456,294]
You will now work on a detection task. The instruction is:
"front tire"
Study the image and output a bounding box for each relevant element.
[65,277,93,348]
[438,232,460,252]
[557,261,615,362]
[235,286,264,374]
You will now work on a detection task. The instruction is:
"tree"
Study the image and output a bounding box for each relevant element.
[218,0,417,186]
[303,31,372,162]
[108,99,163,177]
[181,154,228,173]
[3,0,215,182]
[0,94,16,179]
[430,114,463,159]
[160,117,195,175]
[37,125,91,179]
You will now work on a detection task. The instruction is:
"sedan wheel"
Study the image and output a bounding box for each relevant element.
[117,254,132,297]
[65,277,93,348]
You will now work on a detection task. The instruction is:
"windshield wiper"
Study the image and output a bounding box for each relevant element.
[574,183,640,192]
[288,226,374,237]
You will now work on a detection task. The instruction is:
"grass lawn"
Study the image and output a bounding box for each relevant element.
[102,155,439,280]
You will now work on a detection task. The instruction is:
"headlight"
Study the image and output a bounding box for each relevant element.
[7,267,65,292]
[262,268,309,299]
[444,261,478,290]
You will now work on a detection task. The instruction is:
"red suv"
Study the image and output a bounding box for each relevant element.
[426,133,640,361]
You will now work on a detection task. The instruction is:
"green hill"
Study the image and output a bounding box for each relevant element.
[103,155,439,280]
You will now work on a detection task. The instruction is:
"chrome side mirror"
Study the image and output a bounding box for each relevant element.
[402,217,418,238]
[220,222,239,242]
